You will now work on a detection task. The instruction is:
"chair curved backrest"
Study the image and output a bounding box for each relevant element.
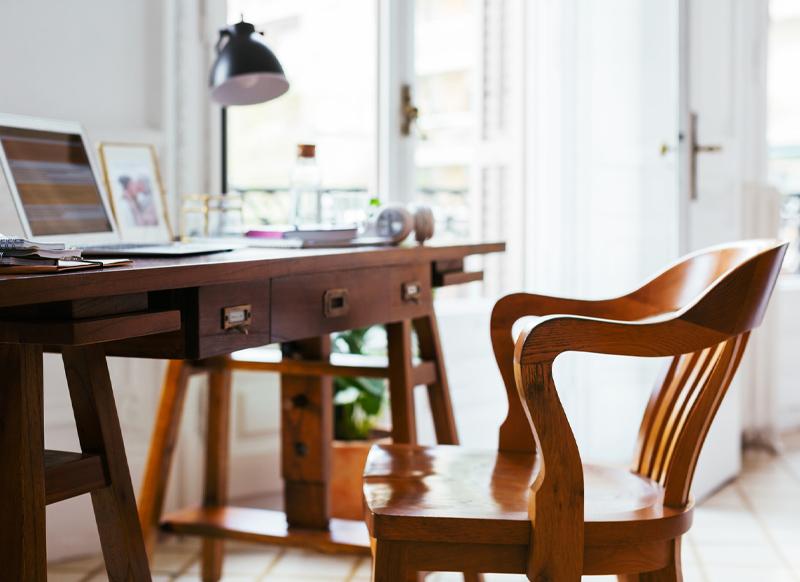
[491,240,786,456]
[504,239,786,579]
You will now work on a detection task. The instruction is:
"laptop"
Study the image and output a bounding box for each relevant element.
[0,114,235,257]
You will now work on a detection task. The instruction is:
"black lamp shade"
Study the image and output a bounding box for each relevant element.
[210,20,289,106]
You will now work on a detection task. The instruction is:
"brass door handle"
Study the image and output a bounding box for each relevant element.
[661,113,722,201]
[400,84,426,139]
[659,141,722,157]
[688,112,722,200]
[695,144,722,154]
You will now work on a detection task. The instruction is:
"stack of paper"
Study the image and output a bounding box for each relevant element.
[0,236,82,260]
[0,236,130,274]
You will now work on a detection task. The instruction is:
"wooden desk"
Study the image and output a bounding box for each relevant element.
[0,241,502,580]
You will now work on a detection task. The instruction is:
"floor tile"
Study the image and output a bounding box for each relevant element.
[49,554,105,572]
[183,546,280,577]
[267,548,358,579]
[351,557,372,578]
[695,543,786,567]
[701,566,797,582]
[150,550,197,574]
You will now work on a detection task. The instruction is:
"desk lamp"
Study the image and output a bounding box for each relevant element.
[209,18,289,193]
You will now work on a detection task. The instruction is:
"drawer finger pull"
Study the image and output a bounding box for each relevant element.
[323,288,350,318]
[222,304,252,333]
[402,280,422,303]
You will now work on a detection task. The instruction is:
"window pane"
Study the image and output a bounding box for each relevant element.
[414,0,476,240]
[226,0,377,224]
[768,2,800,272]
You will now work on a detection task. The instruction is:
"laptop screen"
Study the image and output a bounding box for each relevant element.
[0,126,113,236]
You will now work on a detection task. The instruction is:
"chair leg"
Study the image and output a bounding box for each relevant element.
[0,344,46,581]
[413,313,458,444]
[372,539,411,582]
[138,360,192,558]
[618,540,682,582]
[201,358,233,582]
[62,345,152,581]
[386,320,417,444]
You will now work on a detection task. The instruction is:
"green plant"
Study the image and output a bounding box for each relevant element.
[332,326,387,440]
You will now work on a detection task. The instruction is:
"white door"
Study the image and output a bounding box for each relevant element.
[497,0,684,468]
[550,0,766,496]
[682,0,770,498]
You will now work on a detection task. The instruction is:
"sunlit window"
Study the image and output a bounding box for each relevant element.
[769,0,800,271]
[414,0,477,240]
[226,0,377,224]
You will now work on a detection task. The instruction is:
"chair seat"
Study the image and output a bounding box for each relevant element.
[363,444,693,548]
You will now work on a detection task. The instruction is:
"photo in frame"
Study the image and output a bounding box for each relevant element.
[97,143,172,242]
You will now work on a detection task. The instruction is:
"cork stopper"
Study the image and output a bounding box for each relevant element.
[297,144,316,159]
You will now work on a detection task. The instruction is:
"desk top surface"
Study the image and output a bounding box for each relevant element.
[0,240,504,308]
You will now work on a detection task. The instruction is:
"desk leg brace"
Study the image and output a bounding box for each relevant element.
[282,337,333,529]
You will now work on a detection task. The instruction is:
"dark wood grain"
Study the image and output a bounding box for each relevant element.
[281,337,333,529]
[105,283,269,360]
[271,268,392,343]
[0,243,505,308]
[386,320,416,444]
[388,264,433,321]
[0,344,46,581]
[0,309,180,346]
[435,271,483,286]
[161,506,370,554]
[202,357,233,582]
[44,450,109,505]
[0,293,149,320]
[63,345,152,582]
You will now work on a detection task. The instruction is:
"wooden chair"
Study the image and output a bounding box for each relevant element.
[363,240,787,581]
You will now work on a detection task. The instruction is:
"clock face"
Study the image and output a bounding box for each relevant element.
[376,207,409,238]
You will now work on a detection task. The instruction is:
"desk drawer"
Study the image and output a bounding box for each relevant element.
[104,282,270,360]
[271,265,431,342]
[192,281,270,357]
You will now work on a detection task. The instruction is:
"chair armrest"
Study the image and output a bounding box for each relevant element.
[511,312,730,579]
[491,292,655,324]
[490,292,668,452]
[515,312,730,365]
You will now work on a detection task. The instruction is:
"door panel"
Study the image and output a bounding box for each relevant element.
[559,0,681,465]
[684,0,765,498]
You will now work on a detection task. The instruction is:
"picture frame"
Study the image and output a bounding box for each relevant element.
[97,142,173,242]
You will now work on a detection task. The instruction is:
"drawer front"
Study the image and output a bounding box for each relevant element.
[389,263,433,321]
[102,282,270,359]
[271,268,391,342]
[194,281,270,358]
[271,265,433,343]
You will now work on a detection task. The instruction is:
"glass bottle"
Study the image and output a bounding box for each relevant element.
[289,144,322,226]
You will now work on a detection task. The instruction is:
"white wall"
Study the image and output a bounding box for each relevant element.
[0,1,163,135]
[0,0,169,561]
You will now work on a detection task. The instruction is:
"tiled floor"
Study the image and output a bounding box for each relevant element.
[49,433,800,582]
